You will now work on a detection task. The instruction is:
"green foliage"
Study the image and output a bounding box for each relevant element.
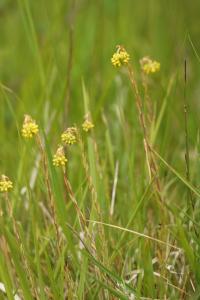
[0,0,200,298]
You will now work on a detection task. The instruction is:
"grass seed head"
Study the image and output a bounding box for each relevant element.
[82,119,94,132]
[111,45,130,67]
[0,175,13,192]
[53,146,68,167]
[61,127,77,145]
[140,56,160,74]
[21,114,39,139]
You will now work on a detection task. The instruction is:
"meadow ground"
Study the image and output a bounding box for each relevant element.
[1,0,200,299]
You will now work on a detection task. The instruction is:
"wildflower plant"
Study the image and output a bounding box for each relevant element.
[53,146,68,167]
[0,175,13,192]
[112,45,163,208]
[0,2,199,296]
[82,119,94,132]
[21,114,39,139]
[61,127,77,145]
[140,56,160,74]
[111,45,130,67]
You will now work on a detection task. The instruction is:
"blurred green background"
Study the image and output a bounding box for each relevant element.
[1,0,200,209]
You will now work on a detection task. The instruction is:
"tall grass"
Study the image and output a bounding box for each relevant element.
[1,0,200,299]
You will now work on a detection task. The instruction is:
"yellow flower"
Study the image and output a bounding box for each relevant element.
[61,127,77,145]
[21,115,39,139]
[140,57,160,74]
[111,46,130,67]
[82,119,94,132]
[53,146,68,167]
[0,175,13,192]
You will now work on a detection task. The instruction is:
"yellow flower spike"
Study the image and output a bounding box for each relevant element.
[53,146,68,167]
[21,114,39,139]
[111,45,130,67]
[0,175,13,192]
[61,127,77,145]
[140,56,160,75]
[82,119,94,132]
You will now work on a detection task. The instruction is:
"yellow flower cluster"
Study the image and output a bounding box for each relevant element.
[20,113,94,168]
[61,127,77,145]
[53,118,94,167]
[82,119,94,132]
[111,46,130,67]
[140,57,160,74]
[0,175,13,192]
[21,115,39,139]
[53,146,68,167]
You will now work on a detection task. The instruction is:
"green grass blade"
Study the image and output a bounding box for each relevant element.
[0,252,14,300]
[153,149,200,198]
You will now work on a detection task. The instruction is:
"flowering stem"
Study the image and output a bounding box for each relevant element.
[77,132,101,219]
[35,134,61,252]
[62,167,99,256]
[127,63,169,275]
[142,73,154,131]
[127,63,163,202]
[77,132,108,260]
[62,168,86,230]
